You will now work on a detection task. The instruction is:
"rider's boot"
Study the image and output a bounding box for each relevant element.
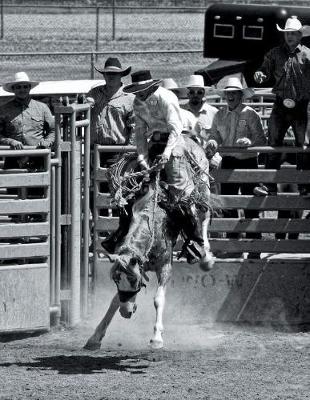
[101,206,132,254]
[181,204,214,271]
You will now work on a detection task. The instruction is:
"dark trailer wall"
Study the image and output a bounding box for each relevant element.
[198,3,310,86]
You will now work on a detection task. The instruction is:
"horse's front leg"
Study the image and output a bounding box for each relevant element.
[84,292,120,350]
[201,209,215,271]
[150,284,166,349]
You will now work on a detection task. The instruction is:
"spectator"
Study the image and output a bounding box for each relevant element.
[181,74,218,148]
[0,71,55,165]
[253,16,310,196]
[87,57,135,253]
[207,76,267,259]
[0,72,55,225]
[122,69,214,271]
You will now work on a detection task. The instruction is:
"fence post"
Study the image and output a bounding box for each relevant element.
[90,52,95,79]
[0,0,4,40]
[112,0,116,40]
[69,109,81,326]
[95,3,99,58]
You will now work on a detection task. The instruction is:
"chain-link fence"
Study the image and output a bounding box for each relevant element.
[0,5,204,52]
[0,3,207,82]
[0,50,209,84]
[0,1,309,82]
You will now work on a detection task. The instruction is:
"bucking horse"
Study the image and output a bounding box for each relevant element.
[84,136,214,350]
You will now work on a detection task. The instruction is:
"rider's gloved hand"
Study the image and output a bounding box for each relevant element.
[158,154,169,169]
[205,139,218,159]
[138,159,149,171]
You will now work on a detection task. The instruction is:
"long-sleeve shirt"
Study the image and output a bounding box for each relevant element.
[0,98,55,147]
[133,86,183,162]
[259,43,310,101]
[209,103,267,159]
[181,101,218,144]
[87,84,135,145]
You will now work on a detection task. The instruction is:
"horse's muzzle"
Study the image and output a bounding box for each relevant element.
[119,302,137,319]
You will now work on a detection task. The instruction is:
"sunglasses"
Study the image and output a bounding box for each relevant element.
[188,89,205,96]
[13,84,31,90]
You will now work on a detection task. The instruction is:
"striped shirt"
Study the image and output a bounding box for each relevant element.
[0,98,55,147]
[209,103,267,159]
[87,84,135,145]
[134,86,183,162]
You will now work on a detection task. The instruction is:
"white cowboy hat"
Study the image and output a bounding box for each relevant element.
[276,16,303,32]
[94,57,131,76]
[160,78,188,98]
[3,72,39,93]
[216,75,254,99]
[123,70,161,94]
[184,74,207,89]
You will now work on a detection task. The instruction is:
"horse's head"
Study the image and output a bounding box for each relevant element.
[110,253,145,319]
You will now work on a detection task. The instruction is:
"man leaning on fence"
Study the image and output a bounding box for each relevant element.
[253,16,310,196]
[86,57,135,250]
[0,72,55,161]
[0,72,55,223]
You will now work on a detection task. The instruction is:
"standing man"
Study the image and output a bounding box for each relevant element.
[254,16,310,196]
[181,74,218,148]
[207,76,267,259]
[87,57,135,160]
[122,69,214,271]
[87,57,135,253]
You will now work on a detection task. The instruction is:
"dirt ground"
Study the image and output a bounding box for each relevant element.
[0,321,309,400]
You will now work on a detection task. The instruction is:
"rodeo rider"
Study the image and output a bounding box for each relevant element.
[120,69,214,271]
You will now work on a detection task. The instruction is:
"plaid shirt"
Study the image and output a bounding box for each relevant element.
[259,44,310,101]
[87,84,135,145]
[0,98,55,147]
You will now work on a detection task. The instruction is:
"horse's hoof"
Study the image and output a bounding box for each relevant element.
[83,340,101,350]
[199,253,215,272]
[149,339,164,350]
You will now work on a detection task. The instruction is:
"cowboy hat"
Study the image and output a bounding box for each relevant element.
[160,78,188,99]
[184,74,206,89]
[179,74,214,97]
[3,72,39,93]
[123,70,161,94]
[216,75,254,99]
[94,57,131,76]
[276,16,303,32]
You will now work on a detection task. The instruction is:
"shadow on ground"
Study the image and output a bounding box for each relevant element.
[0,330,47,343]
[0,354,152,375]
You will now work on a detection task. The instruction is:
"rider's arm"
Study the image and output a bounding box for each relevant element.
[134,114,149,166]
[160,93,183,160]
